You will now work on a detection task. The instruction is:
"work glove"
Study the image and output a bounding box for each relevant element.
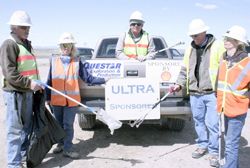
[168,84,181,93]
[30,80,43,91]
[45,101,53,113]
[137,55,147,62]
[45,100,50,105]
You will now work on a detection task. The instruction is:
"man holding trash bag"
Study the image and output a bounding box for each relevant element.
[45,32,106,159]
[0,10,43,168]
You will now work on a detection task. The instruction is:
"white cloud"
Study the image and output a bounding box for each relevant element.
[195,3,218,10]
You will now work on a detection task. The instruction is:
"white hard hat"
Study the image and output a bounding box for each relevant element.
[223,25,248,44]
[129,11,144,24]
[58,32,76,44]
[188,19,209,36]
[8,10,32,26]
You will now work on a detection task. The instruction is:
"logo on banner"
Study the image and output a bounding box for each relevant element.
[111,84,154,94]
[161,66,171,81]
[84,61,123,78]
[146,60,181,83]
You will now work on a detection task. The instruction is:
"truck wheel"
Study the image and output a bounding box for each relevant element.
[162,118,185,131]
[78,113,96,129]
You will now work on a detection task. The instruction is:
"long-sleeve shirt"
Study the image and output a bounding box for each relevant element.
[45,57,105,101]
[176,34,225,95]
[0,33,33,92]
[115,30,155,60]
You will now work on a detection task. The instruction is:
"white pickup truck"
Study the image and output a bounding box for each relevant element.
[78,36,191,131]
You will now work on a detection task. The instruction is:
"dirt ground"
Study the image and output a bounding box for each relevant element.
[0,58,250,168]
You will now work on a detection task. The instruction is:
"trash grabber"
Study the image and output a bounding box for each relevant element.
[129,90,172,128]
[36,81,122,135]
[218,112,225,167]
[153,41,185,55]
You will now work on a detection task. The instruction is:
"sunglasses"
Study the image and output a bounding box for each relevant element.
[190,34,200,38]
[130,23,142,26]
[60,43,73,49]
[224,37,235,41]
[18,26,30,30]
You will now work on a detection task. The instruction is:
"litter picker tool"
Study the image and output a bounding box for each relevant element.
[218,112,225,167]
[37,81,122,135]
[129,87,175,128]
[153,41,185,55]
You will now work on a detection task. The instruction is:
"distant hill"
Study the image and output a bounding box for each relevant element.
[33,47,59,58]
[33,47,186,58]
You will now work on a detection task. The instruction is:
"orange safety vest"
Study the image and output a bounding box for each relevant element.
[217,54,250,117]
[50,56,81,107]
[123,31,149,58]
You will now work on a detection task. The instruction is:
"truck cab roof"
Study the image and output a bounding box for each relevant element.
[92,36,183,59]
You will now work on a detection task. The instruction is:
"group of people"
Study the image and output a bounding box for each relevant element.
[0,10,106,168]
[117,10,250,168]
[0,9,249,168]
[171,18,250,168]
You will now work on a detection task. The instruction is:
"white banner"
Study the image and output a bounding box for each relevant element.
[105,78,160,120]
[146,60,182,83]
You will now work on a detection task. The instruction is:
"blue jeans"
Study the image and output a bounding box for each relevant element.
[222,113,247,168]
[190,93,219,155]
[3,91,33,168]
[52,106,77,152]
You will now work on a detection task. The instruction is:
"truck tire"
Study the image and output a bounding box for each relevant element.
[162,118,185,131]
[78,113,96,129]
[167,118,185,131]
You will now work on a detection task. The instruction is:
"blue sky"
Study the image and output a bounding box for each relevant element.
[0,0,249,49]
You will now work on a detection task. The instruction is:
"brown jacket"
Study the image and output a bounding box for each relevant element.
[0,33,33,92]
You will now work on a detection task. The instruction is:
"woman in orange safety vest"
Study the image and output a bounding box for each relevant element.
[45,32,105,159]
[216,25,250,168]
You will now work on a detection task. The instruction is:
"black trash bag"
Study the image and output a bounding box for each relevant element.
[26,91,65,168]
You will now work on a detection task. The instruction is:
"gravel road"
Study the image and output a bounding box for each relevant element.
[0,58,250,168]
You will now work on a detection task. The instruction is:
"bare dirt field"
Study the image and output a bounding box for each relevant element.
[0,58,250,168]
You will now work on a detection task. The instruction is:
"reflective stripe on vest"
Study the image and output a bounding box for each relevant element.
[16,43,39,80]
[217,56,250,117]
[183,40,224,94]
[123,31,149,58]
[50,56,80,107]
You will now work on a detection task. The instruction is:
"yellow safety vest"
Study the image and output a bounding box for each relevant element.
[16,43,40,80]
[123,31,149,58]
[183,40,224,94]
